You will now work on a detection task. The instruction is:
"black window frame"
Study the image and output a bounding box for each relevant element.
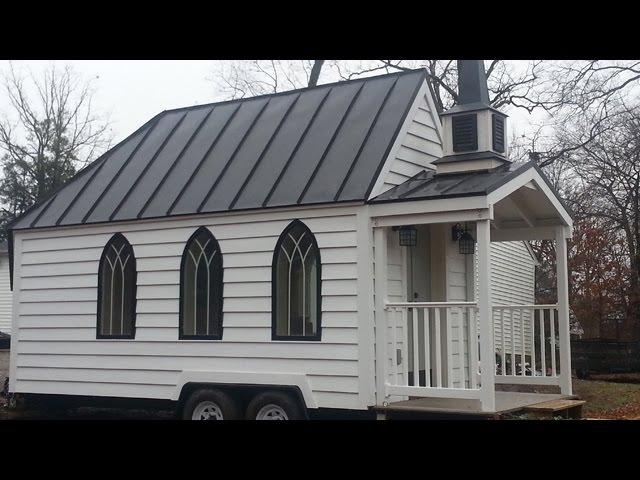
[271,219,322,342]
[96,233,137,340]
[179,226,224,340]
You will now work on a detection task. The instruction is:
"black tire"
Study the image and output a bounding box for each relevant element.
[246,390,305,420]
[182,388,240,420]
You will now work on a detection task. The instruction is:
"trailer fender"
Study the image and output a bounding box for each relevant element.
[173,371,318,409]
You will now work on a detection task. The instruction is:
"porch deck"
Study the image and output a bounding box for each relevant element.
[375,391,578,418]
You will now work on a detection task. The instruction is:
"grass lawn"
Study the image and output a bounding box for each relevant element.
[573,378,640,419]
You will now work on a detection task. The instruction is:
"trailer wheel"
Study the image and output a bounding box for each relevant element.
[246,391,304,420]
[182,388,240,420]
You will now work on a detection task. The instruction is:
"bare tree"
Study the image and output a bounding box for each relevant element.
[331,60,547,114]
[510,61,640,167]
[211,60,640,169]
[211,60,327,99]
[545,103,640,338]
[211,59,547,114]
[0,63,111,239]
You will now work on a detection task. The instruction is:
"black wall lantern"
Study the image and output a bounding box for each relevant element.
[395,225,417,247]
[452,223,475,255]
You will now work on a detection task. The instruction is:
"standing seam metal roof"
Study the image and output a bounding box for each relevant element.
[370,160,573,220]
[10,68,427,230]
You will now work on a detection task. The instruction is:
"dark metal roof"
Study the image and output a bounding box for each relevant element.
[10,69,427,231]
[370,161,555,203]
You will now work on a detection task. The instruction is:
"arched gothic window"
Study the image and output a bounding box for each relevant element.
[180,227,223,339]
[272,220,321,341]
[97,233,137,339]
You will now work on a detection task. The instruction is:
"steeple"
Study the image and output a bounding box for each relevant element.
[433,60,510,174]
[457,59,490,105]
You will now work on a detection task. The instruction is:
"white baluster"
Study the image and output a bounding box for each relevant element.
[521,307,526,376]
[446,307,453,388]
[500,308,506,377]
[468,307,478,389]
[391,307,398,385]
[458,307,466,388]
[530,307,536,376]
[434,308,442,388]
[510,308,515,376]
[403,306,410,385]
[424,308,431,387]
[412,307,420,387]
[550,308,557,377]
[540,310,546,377]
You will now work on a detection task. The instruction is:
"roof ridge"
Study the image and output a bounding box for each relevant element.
[156,68,427,117]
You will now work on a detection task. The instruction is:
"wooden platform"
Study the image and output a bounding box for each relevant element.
[375,392,581,418]
[523,399,586,419]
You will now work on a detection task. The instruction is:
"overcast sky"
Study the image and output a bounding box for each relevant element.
[0,60,543,149]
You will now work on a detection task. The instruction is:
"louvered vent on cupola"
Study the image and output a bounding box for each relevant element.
[452,114,478,152]
[492,114,505,153]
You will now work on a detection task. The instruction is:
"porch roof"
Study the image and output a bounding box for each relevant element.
[369,160,574,236]
[370,160,567,211]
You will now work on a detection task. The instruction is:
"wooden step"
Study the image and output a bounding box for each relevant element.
[524,399,586,419]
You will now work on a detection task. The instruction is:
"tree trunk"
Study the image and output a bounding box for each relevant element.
[308,61,324,87]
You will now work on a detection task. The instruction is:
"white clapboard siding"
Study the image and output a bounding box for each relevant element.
[491,242,536,356]
[16,355,359,376]
[0,254,12,334]
[376,83,443,196]
[12,206,364,409]
[473,241,537,355]
[17,326,358,344]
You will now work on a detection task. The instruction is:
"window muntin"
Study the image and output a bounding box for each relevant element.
[272,220,321,341]
[180,227,223,339]
[97,233,137,339]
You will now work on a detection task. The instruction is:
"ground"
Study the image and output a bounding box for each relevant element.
[2,348,640,419]
[573,378,640,419]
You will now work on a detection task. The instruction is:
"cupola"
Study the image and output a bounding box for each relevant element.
[433,60,509,174]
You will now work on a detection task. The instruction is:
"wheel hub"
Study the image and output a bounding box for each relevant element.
[256,404,289,420]
[192,401,224,420]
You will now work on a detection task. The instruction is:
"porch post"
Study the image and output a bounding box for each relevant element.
[555,226,572,395]
[373,227,389,405]
[477,219,495,412]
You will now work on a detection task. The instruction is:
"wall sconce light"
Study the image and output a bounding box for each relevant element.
[395,225,417,247]
[452,223,475,254]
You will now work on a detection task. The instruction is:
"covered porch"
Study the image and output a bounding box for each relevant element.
[370,162,574,414]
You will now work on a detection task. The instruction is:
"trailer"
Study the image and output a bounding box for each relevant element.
[5,61,575,419]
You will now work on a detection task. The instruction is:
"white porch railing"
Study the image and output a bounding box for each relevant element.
[383,302,564,401]
[384,302,481,399]
[493,305,561,385]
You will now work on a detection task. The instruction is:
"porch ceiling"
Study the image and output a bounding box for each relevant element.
[493,184,563,228]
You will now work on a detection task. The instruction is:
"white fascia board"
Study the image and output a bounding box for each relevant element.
[373,208,492,228]
[370,195,488,218]
[486,167,573,228]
